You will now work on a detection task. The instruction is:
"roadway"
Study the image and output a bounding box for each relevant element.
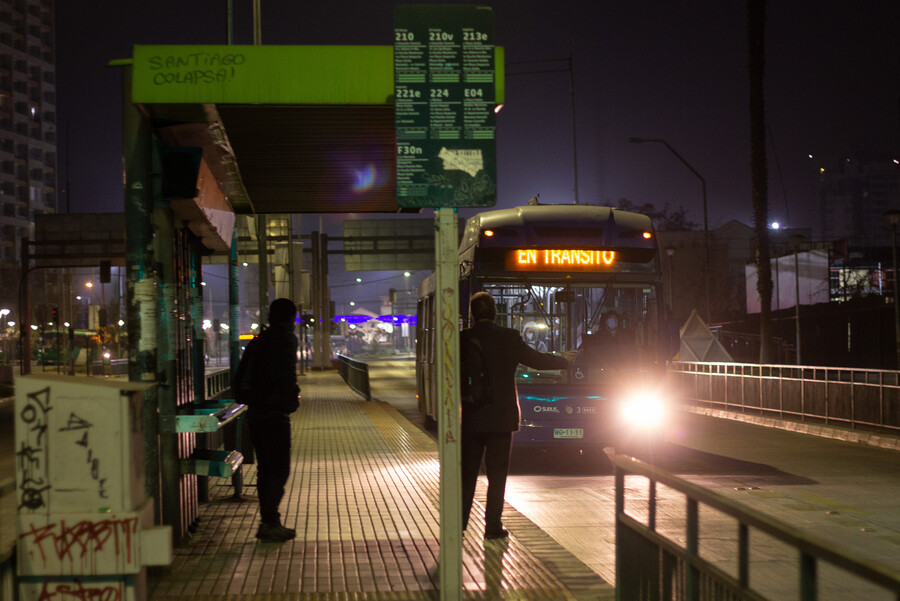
[365,357,900,599]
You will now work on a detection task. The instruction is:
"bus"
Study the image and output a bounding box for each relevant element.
[416,203,672,453]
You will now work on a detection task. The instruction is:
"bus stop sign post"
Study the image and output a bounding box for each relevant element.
[434,207,462,598]
[394,5,496,598]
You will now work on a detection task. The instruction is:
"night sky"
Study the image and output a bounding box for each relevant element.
[54,1,900,309]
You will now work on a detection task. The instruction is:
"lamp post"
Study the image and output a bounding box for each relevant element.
[630,137,710,324]
[508,57,580,203]
[884,210,900,367]
[789,234,804,365]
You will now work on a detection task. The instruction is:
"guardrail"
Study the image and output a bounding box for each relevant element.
[614,454,900,601]
[89,357,129,376]
[668,362,900,436]
[336,354,371,401]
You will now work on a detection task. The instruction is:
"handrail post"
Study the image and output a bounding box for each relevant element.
[739,523,749,588]
[800,552,817,601]
[687,497,699,601]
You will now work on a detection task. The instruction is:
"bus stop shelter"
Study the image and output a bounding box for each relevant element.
[117,41,504,598]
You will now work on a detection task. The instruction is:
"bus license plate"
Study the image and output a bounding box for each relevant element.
[553,428,584,439]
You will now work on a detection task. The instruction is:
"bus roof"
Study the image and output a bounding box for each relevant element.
[460,204,655,252]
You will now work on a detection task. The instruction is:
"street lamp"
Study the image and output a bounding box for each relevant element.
[884,210,900,367]
[630,137,710,323]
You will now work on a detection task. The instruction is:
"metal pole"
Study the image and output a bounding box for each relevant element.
[121,62,161,521]
[629,137,710,323]
[252,0,262,45]
[884,211,900,368]
[191,243,208,503]
[18,237,31,375]
[793,245,802,364]
[320,233,332,367]
[311,231,322,369]
[435,208,462,600]
[257,215,268,325]
[701,177,710,324]
[892,222,900,367]
[226,0,233,45]
[229,226,240,377]
[154,193,181,539]
[567,55,579,205]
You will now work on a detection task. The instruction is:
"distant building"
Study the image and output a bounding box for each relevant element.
[816,155,900,247]
[0,0,57,319]
[658,220,756,324]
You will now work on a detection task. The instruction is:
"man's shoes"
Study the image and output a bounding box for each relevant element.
[484,528,509,540]
[256,522,296,542]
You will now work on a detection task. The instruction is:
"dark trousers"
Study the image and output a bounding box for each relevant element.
[248,414,292,525]
[461,431,512,534]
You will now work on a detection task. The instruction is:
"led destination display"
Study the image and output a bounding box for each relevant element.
[507,248,618,271]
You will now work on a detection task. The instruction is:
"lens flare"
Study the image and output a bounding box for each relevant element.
[352,164,377,193]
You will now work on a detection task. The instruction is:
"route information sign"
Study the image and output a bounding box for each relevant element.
[394,5,497,208]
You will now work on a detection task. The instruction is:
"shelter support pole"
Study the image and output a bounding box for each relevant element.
[191,243,208,503]
[229,226,240,376]
[257,215,269,325]
[122,63,161,520]
[228,225,244,497]
[311,231,322,369]
[291,215,305,375]
[434,207,461,600]
[310,231,331,370]
[320,233,332,367]
[153,196,182,541]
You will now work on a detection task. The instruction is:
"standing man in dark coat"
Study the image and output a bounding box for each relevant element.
[244,298,301,542]
[460,291,571,539]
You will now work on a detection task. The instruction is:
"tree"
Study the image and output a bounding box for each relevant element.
[611,198,699,231]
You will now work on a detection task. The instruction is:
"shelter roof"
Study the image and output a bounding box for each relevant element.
[128,44,505,216]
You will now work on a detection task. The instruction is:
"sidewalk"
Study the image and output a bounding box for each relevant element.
[147,370,613,600]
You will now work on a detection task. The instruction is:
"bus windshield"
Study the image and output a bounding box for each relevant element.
[480,279,661,384]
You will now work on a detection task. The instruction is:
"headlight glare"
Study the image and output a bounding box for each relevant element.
[620,391,666,428]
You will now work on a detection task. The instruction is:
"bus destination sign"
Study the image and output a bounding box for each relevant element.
[507,249,618,272]
[394,5,497,208]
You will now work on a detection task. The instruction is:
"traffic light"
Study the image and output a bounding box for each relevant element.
[100,260,111,283]
[51,306,58,321]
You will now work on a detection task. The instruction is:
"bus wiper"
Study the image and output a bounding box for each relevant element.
[517,276,552,325]
[587,274,620,333]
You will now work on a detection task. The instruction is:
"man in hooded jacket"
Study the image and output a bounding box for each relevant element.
[245,298,301,542]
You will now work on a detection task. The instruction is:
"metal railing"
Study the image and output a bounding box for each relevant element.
[614,454,900,601]
[205,367,232,400]
[668,361,900,436]
[336,354,371,401]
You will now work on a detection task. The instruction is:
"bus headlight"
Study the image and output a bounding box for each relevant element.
[620,391,666,428]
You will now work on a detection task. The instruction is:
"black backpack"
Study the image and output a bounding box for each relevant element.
[461,337,492,405]
[234,333,269,405]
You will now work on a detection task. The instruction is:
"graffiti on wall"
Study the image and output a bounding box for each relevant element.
[22,579,124,601]
[17,386,51,510]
